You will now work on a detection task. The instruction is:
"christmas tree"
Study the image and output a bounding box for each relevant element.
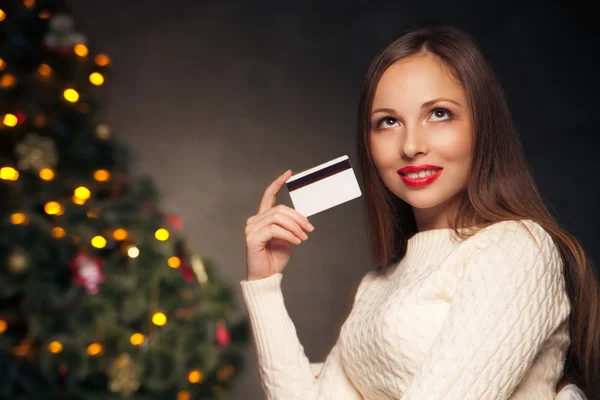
[0,1,249,398]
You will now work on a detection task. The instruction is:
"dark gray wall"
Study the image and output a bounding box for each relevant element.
[73,1,599,398]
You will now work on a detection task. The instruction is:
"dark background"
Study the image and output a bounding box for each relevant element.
[71,1,599,398]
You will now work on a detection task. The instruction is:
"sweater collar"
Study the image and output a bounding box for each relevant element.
[403,227,464,266]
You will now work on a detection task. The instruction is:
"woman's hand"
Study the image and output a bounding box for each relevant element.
[245,169,315,281]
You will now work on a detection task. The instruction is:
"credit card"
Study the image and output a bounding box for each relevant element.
[285,155,362,217]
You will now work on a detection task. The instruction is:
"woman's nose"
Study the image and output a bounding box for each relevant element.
[401,125,428,159]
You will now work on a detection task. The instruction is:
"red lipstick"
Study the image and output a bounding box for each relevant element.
[397,165,443,188]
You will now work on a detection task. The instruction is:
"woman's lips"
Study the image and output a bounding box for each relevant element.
[398,170,442,188]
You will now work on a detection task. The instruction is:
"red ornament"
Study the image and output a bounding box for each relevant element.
[215,320,230,348]
[176,249,195,284]
[164,214,183,231]
[15,112,26,124]
[69,250,105,295]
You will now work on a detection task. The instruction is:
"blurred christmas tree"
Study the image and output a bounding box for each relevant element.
[0,1,249,399]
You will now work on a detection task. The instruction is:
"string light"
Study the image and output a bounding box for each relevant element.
[129,333,145,346]
[74,186,91,200]
[44,201,63,215]
[38,63,52,77]
[154,228,169,241]
[217,364,236,381]
[0,10,6,22]
[52,227,66,238]
[38,10,51,19]
[48,341,63,354]
[1,166,18,180]
[12,340,29,356]
[93,169,110,182]
[10,213,28,225]
[0,319,7,333]
[89,72,104,86]
[113,228,128,241]
[86,208,99,218]
[151,312,167,326]
[63,88,79,103]
[0,73,16,88]
[74,44,88,57]
[23,0,35,8]
[91,235,107,249]
[3,114,17,127]
[95,54,111,67]
[0,58,5,70]
[39,168,55,181]
[188,369,203,384]
[127,245,140,258]
[177,391,191,400]
[168,256,181,269]
[87,343,103,356]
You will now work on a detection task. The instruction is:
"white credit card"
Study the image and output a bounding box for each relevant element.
[285,155,362,217]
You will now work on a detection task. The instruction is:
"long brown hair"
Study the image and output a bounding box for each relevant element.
[356,24,600,397]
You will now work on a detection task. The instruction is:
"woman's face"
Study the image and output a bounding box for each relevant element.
[369,52,473,227]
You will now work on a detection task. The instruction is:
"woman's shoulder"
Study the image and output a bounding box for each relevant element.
[466,218,560,262]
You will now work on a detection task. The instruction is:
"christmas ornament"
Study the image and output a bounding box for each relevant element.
[164,213,183,231]
[175,243,195,284]
[15,133,58,172]
[69,250,105,295]
[7,249,29,274]
[215,320,230,348]
[107,353,140,397]
[43,14,87,55]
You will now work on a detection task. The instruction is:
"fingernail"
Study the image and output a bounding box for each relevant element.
[307,223,315,231]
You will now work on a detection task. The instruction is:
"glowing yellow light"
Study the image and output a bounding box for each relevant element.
[38,63,52,77]
[72,195,86,205]
[44,201,63,215]
[0,73,16,88]
[91,235,107,249]
[127,246,140,258]
[188,369,203,384]
[168,256,181,269]
[177,391,191,400]
[87,343,103,356]
[23,0,35,8]
[113,228,128,241]
[89,72,104,86]
[0,59,5,71]
[152,312,167,326]
[93,169,110,182]
[10,213,27,225]
[3,114,17,127]
[39,10,51,19]
[154,228,169,241]
[48,341,62,354]
[63,88,79,103]
[129,333,145,346]
[52,227,66,238]
[1,166,18,180]
[74,44,89,57]
[95,54,110,67]
[74,186,91,200]
[39,168,55,181]
[0,10,6,22]
[0,320,7,333]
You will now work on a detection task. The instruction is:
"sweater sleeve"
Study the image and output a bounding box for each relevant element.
[240,273,363,400]
[403,220,571,400]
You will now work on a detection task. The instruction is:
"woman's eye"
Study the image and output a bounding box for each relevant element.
[375,117,399,129]
[430,108,454,122]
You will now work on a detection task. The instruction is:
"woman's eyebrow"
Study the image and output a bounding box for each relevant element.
[371,98,462,116]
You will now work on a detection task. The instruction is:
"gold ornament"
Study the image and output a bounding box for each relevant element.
[108,353,140,397]
[190,254,208,285]
[96,124,111,140]
[8,249,28,274]
[15,133,57,172]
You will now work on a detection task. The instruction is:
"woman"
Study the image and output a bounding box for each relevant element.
[242,24,600,399]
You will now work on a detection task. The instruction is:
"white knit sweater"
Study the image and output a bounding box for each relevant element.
[240,219,571,399]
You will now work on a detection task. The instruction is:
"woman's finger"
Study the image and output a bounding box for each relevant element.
[249,223,303,246]
[247,208,309,241]
[257,170,292,215]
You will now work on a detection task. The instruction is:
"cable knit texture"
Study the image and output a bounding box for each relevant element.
[240,219,571,399]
